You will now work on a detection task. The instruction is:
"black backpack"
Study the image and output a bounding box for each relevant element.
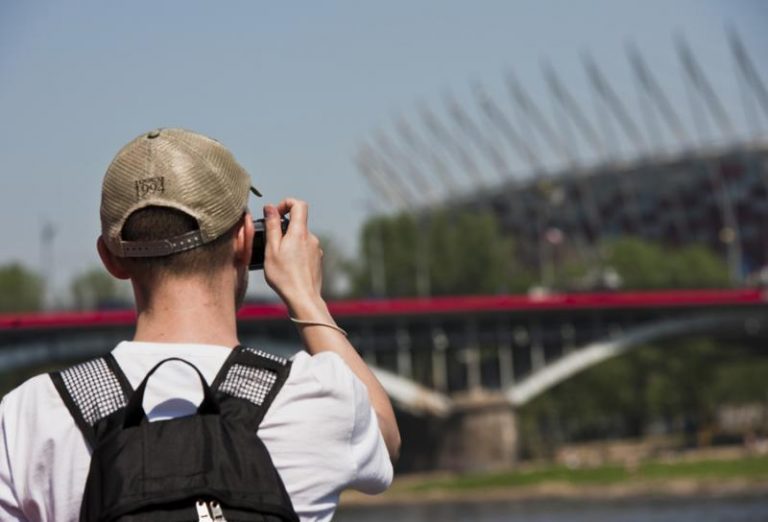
[50,345,300,522]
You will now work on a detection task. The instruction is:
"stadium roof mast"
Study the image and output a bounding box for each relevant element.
[582,52,648,157]
[675,35,743,282]
[375,129,439,204]
[627,48,665,155]
[503,71,603,269]
[728,28,768,139]
[676,35,736,145]
[358,141,431,298]
[625,42,690,151]
[444,92,512,183]
[506,71,574,166]
[471,83,564,287]
[541,62,605,250]
[505,78,544,172]
[419,103,488,190]
[728,28,768,265]
[625,42,692,241]
[394,115,461,199]
[355,145,409,211]
[372,132,434,297]
[542,63,605,161]
[473,84,542,173]
[356,142,415,211]
[354,149,392,297]
[588,63,621,162]
[581,53,646,235]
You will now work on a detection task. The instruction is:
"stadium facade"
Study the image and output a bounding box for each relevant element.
[454,143,768,278]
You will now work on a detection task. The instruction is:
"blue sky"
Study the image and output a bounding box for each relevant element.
[1,1,766,299]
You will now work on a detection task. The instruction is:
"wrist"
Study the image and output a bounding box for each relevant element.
[290,317,348,337]
[284,293,331,322]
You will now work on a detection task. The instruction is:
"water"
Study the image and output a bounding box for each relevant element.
[335,495,768,522]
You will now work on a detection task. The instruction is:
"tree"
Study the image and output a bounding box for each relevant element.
[353,214,421,297]
[352,210,531,297]
[668,244,732,288]
[604,238,730,290]
[517,336,743,456]
[0,263,43,313]
[434,212,530,294]
[317,234,353,299]
[70,267,129,310]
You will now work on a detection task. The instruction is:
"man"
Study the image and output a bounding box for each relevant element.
[0,128,400,521]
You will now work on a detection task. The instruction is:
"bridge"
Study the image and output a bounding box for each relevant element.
[2,289,766,470]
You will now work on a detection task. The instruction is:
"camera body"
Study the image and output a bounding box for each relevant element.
[249,217,289,270]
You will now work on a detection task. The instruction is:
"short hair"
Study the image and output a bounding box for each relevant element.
[120,206,240,285]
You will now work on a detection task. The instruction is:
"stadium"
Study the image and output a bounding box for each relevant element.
[356,32,768,286]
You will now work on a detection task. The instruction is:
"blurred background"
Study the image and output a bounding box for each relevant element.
[2,1,768,520]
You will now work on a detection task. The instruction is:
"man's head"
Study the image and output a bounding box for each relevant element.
[97,128,257,306]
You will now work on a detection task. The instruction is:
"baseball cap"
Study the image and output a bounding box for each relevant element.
[100,128,261,258]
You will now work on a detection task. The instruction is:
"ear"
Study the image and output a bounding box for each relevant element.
[234,212,254,268]
[97,236,131,280]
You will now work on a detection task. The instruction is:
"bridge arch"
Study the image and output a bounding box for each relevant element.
[505,311,760,407]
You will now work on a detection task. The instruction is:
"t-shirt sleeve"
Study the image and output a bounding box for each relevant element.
[346,372,393,494]
[0,398,27,521]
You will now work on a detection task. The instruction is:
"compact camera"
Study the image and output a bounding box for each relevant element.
[249,217,289,270]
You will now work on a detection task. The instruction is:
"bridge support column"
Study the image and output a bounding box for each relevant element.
[438,392,518,471]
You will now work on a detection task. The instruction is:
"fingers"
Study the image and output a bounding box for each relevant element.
[276,198,308,235]
[311,234,321,249]
[263,204,284,251]
[264,198,312,253]
[261,198,324,307]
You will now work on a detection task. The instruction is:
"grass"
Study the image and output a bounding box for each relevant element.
[639,457,768,481]
[401,454,768,494]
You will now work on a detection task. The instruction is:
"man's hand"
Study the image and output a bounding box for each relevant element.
[263,198,324,312]
[262,198,401,462]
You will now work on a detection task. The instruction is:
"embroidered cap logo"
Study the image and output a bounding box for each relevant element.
[135,177,165,200]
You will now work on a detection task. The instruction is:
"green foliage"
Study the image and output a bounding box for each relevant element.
[354,214,729,296]
[354,214,420,297]
[353,210,532,297]
[427,210,518,295]
[425,212,457,295]
[70,267,128,310]
[604,238,730,290]
[517,338,762,457]
[710,359,768,404]
[450,211,521,294]
[317,234,354,299]
[0,263,43,313]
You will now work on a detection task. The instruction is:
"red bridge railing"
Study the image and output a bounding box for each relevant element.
[1,289,764,332]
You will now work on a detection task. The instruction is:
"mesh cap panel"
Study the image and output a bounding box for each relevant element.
[100,128,258,257]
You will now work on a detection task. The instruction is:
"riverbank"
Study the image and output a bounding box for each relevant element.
[340,452,768,506]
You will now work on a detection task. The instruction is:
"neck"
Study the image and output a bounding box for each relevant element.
[131,273,240,348]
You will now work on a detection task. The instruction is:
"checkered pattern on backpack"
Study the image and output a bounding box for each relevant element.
[218,363,278,406]
[58,358,126,426]
[241,346,289,366]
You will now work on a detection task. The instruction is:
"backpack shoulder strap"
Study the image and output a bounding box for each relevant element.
[49,353,132,447]
[211,346,292,427]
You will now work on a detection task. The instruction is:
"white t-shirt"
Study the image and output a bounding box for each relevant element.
[0,342,393,522]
